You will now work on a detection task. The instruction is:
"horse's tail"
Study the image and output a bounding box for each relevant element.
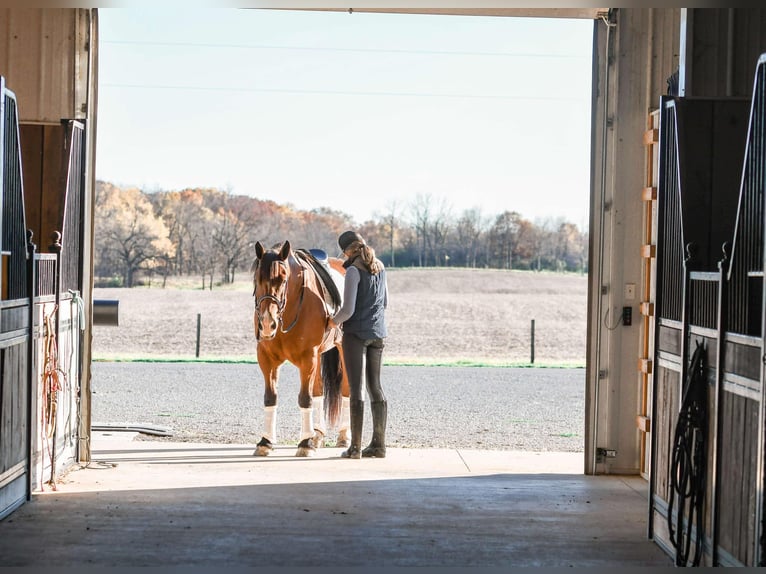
[321,346,343,428]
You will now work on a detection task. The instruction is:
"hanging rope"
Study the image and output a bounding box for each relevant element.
[41,305,65,489]
[667,339,708,567]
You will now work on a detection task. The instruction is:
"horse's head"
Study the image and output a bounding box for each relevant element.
[252,240,292,341]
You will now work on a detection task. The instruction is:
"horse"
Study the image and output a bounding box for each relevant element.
[251,240,350,457]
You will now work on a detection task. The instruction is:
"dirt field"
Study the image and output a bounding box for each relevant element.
[92,267,588,365]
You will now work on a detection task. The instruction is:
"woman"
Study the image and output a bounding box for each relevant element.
[330,230,389,459]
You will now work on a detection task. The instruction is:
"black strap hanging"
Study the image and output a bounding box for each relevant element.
[667,340,708,567]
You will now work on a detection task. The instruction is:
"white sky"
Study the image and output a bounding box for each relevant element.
[96,8,594,229]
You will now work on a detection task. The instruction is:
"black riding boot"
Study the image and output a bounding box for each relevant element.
[362,400,387,458]
[341,399,364,459]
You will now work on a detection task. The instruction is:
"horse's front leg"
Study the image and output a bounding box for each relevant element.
[296,353,321,457]
[254,351,280,457]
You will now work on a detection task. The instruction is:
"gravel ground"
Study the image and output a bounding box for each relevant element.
[91,362,585,452]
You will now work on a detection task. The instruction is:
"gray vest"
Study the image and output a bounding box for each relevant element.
[343,265,387,340]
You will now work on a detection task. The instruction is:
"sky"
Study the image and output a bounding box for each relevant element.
[96,8,594,229]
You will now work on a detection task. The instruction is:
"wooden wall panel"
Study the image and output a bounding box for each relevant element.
[653,364,680,503]
[0,9,89,123]
[20,124,67,252]
[649,9,682,105]
[716,390,759,565]
[688,9,766,98]
[0,338,29,513]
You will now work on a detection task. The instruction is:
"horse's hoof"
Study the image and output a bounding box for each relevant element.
[341,446,361,459]
[361,445,386,458]
[296,438,316,457]
[253,437,273,457]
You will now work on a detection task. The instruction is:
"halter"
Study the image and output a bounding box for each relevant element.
[254,257,306,335]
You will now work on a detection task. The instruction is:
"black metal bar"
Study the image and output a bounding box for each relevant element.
[25,231,35,501]
[711,242,731,565]
[649,95,673,541]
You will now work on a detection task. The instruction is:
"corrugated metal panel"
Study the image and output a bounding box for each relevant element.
[0,9,90,123]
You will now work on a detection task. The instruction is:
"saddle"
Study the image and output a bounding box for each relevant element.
[294,248,345,353]
[294,248,343,313]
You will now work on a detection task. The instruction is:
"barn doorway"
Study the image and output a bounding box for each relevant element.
[90,8,594,465]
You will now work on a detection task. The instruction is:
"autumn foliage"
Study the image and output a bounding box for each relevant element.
[94,181,588,287]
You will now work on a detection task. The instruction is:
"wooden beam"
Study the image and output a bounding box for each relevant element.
[636,415,651,433]
[642,186,657,201]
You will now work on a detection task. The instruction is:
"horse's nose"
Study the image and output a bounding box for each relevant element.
[257,312,278,340]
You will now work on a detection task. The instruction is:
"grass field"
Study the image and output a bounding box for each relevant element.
[92,267,588,367]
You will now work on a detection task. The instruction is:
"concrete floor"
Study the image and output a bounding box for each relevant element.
[0,433,672,567]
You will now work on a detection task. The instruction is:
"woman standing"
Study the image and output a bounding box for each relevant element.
[330,230,389,459]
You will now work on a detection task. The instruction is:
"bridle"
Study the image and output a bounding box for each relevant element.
[254,258,306,335]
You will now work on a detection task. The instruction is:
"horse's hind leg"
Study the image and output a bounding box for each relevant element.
[335,343,351,448]
[336,396,351,448]
[311,377,326,449]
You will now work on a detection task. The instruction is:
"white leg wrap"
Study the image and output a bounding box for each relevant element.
[312,396,326,435]
[263,405,277,443]
[340,396,350,431]
[300,407,314,441]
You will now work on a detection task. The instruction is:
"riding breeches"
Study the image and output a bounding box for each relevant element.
[342,333,386,403]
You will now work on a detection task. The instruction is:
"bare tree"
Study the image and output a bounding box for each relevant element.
[455,207,488,267]
[409,193,432,267]
[427,196,453,266]
[377,199,402,267]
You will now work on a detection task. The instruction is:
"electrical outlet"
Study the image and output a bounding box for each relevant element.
[624,283,635,300]
[622,306,632,326]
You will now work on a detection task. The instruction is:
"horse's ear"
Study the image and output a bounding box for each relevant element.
[279,240,291,260]
[255,241,265,260]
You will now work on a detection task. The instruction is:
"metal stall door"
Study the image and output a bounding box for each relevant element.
[0,78,32,519]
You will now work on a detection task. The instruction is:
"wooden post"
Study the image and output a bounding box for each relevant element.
[530,319,535,364]
[196,313,201,358]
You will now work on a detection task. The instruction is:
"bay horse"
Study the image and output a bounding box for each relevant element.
[251,240,350,456]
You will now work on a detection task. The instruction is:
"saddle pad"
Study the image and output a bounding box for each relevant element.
[295,249,343,311]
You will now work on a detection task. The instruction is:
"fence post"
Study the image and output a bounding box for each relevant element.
[530,319,535,364]
[196,313,201,358]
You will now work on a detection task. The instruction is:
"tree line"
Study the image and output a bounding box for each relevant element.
[94,180,589,288]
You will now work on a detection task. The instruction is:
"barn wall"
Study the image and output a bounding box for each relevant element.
[0,8,96,473]
[587,7,766,478]
[0,9,90,124]
[587,8,681,476]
